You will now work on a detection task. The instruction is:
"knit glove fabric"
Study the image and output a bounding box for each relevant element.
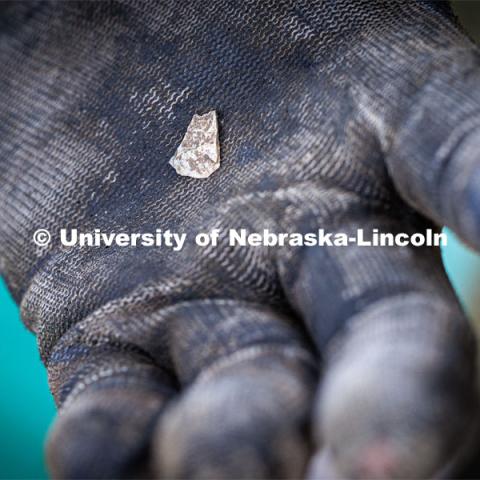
[1,1,479,478]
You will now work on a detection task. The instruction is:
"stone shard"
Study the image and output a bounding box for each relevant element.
[169,110,220,179]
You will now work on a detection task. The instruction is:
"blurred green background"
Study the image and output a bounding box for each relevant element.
[1,1,480,479]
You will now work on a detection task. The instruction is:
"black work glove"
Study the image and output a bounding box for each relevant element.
[0,1,479,478]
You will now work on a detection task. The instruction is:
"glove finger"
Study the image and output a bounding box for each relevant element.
[45,310,178,479]
[277,209,479,479]
[154,299,318,479]
[344,1,480,250]
[384,46,480,251]
[305,448,341,480]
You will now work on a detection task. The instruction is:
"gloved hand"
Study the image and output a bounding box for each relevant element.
[1,1,480,478]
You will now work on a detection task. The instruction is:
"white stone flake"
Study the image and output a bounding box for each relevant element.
[169,110,220,179]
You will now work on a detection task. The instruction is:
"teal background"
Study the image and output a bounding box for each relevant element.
[0,281,55,479]
[1,2,480,478]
